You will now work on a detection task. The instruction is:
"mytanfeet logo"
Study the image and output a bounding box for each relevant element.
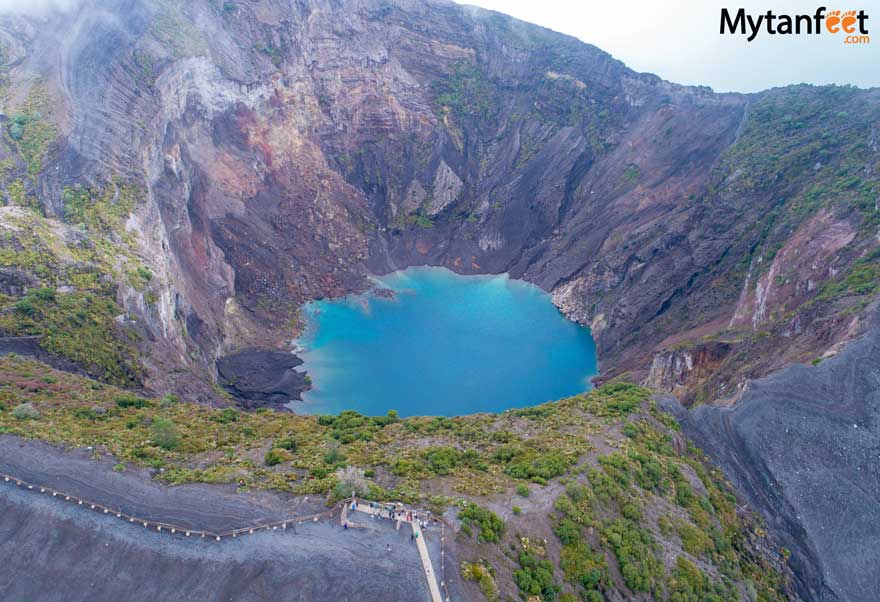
[721,7,870,44]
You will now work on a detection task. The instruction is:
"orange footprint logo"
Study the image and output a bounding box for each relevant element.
[841,9,858,33]
[826,9,842,32]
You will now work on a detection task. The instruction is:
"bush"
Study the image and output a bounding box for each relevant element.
[504,451,571,483]
[461,561,499,601]
[73,406,107,421]
[11,402,40,420]
[584,382,650,417]
[115,395,151,409]
[600,518,664,593]
[514,551,558,600]
[159,394,179,408]
[554,518,582,545]
[27,287,55,302]
[151,418,180,450]
[459,503,505,543]
[333,465,368,499]
[560,541,606,596]
[424,447,461,475]
[212,407,240,423]
[264,448,293,467]
[515,483,531,497]
[275,437,297,452]
[323,445,345,465]
[512,506,522,515]
[13,298,35,315]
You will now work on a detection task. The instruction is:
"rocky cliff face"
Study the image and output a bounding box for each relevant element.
[0,0,877,404]
[0,1,877,600]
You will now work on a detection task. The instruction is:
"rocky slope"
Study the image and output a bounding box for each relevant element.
[0,1,877,600]
[665,311,880,602]
[0,0,876,402]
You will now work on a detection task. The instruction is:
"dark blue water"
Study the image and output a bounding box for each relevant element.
[290,267,597,417]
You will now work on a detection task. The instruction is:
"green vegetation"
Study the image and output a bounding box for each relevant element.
[0,288,141,386]
[6,82,58,180]
[150,2,208,57]
[61,182,140,233]
[545,405,789,601]
[461,561,500,602]
[0,357,789,600]
[514,547,558,600]
[814,257,880,302]
[433,62,499,126]
[254,43,284,67]
[265,447,294,467]
[11,402,40,420]
[559,540,606,600]
[459,503,505,543]
[711,84,880,324]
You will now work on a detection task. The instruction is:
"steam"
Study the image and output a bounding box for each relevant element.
[0,0,81,16]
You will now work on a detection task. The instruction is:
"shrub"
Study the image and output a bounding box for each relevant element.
[11,402,39,420]
[424,447,462,475]
[115,395,151,409]
[151,418,180,450]
[515,483,530,497]
[30,287,56,302]
[333,465,368,499]
[554,518,582,545]
[560,541,606,595]
[583,382,650,417]
[73,406,107,421]
[13,298,35,315]
[512,506,522,515]
[159,394,179,407]
[264,448,293,467]
[676,520,713,556]
[275,437,297,452]
[213,407,240,423]
[323,445,345,465]
[459,503,505,543]
[504,451,571,483]
[461,561,499,601]
[514,551,558,600]
[601,518,664,593]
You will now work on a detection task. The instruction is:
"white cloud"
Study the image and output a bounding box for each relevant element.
[457,0,880,92]
[0,0,81,16]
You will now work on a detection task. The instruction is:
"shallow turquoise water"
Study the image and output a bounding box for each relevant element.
[291,266,597,417]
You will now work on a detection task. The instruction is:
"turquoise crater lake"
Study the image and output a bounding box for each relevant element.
[291,267,597,417]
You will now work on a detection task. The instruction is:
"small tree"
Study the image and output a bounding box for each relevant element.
[333,466,368,499]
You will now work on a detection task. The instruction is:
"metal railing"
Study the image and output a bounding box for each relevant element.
[1,471,342,541]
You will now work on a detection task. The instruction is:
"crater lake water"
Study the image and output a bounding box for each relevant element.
[291,266,597,417]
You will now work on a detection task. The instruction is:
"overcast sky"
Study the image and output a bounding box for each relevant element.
[458,0,880,92]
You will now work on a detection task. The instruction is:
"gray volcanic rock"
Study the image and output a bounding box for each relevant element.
[216,348,310,405]
[666,317,880,602]
[0,435,458,602]
[0,485,432,602]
